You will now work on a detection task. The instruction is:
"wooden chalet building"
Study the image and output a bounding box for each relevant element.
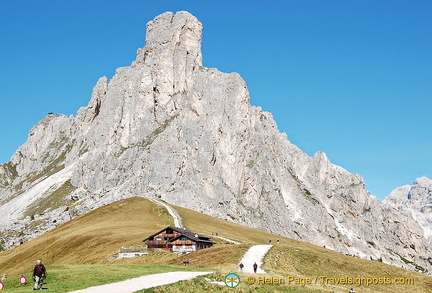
[143,226,214,253]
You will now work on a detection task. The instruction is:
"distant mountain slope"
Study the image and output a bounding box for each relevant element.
[0,11,431,272]
[384,177,432,245]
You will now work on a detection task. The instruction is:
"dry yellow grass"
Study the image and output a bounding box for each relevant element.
[0,197,172,275]
[176,205,285,245]
[264,244,432,293]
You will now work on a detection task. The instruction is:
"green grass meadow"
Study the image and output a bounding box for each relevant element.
[0,264,200,293]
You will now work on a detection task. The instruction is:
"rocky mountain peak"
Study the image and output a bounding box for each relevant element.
[385,177,432,244]
[413,177,432,193]
[142,11,202,62]
[1,11,431,273]
[134,11,202,97]
[77,76,108,124]
[386,177,432,205]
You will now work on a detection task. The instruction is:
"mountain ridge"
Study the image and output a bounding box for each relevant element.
[0,11,431,273]
[384,177,432,244]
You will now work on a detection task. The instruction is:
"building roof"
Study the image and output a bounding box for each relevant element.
[143,226,215,244]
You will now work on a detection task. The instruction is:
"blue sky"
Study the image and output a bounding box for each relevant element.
[0,0,431,200]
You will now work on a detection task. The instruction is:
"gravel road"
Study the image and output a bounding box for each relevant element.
[239,245,273,274]
[68,271,213,293]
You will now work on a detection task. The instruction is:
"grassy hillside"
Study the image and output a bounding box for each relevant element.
[0,197,174,275]
[0,197,431,292]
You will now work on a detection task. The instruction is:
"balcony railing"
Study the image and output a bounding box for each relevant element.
[146,240,172,249]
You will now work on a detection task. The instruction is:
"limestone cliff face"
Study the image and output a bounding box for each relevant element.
[0,11,430,272]
[384,177,432,246]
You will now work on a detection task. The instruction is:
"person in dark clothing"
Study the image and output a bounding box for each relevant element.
[253,262,258,273]
[32,260,46,290]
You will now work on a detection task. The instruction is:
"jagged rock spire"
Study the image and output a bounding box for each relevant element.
[135,11,203,95]
[1,11,431,273]
[142,11,202,65]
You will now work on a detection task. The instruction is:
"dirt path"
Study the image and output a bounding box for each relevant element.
[148,198,183,227]
[213,235,241,244]
[68,271,213,293]
[239,245,273,274]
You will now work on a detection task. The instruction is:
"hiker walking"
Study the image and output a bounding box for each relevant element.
[253,262,258,273]
[239,262,244,272]
[32,259,46,290]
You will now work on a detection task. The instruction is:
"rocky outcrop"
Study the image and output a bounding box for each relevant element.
[0,11,431,272]
[384,177,432,246]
